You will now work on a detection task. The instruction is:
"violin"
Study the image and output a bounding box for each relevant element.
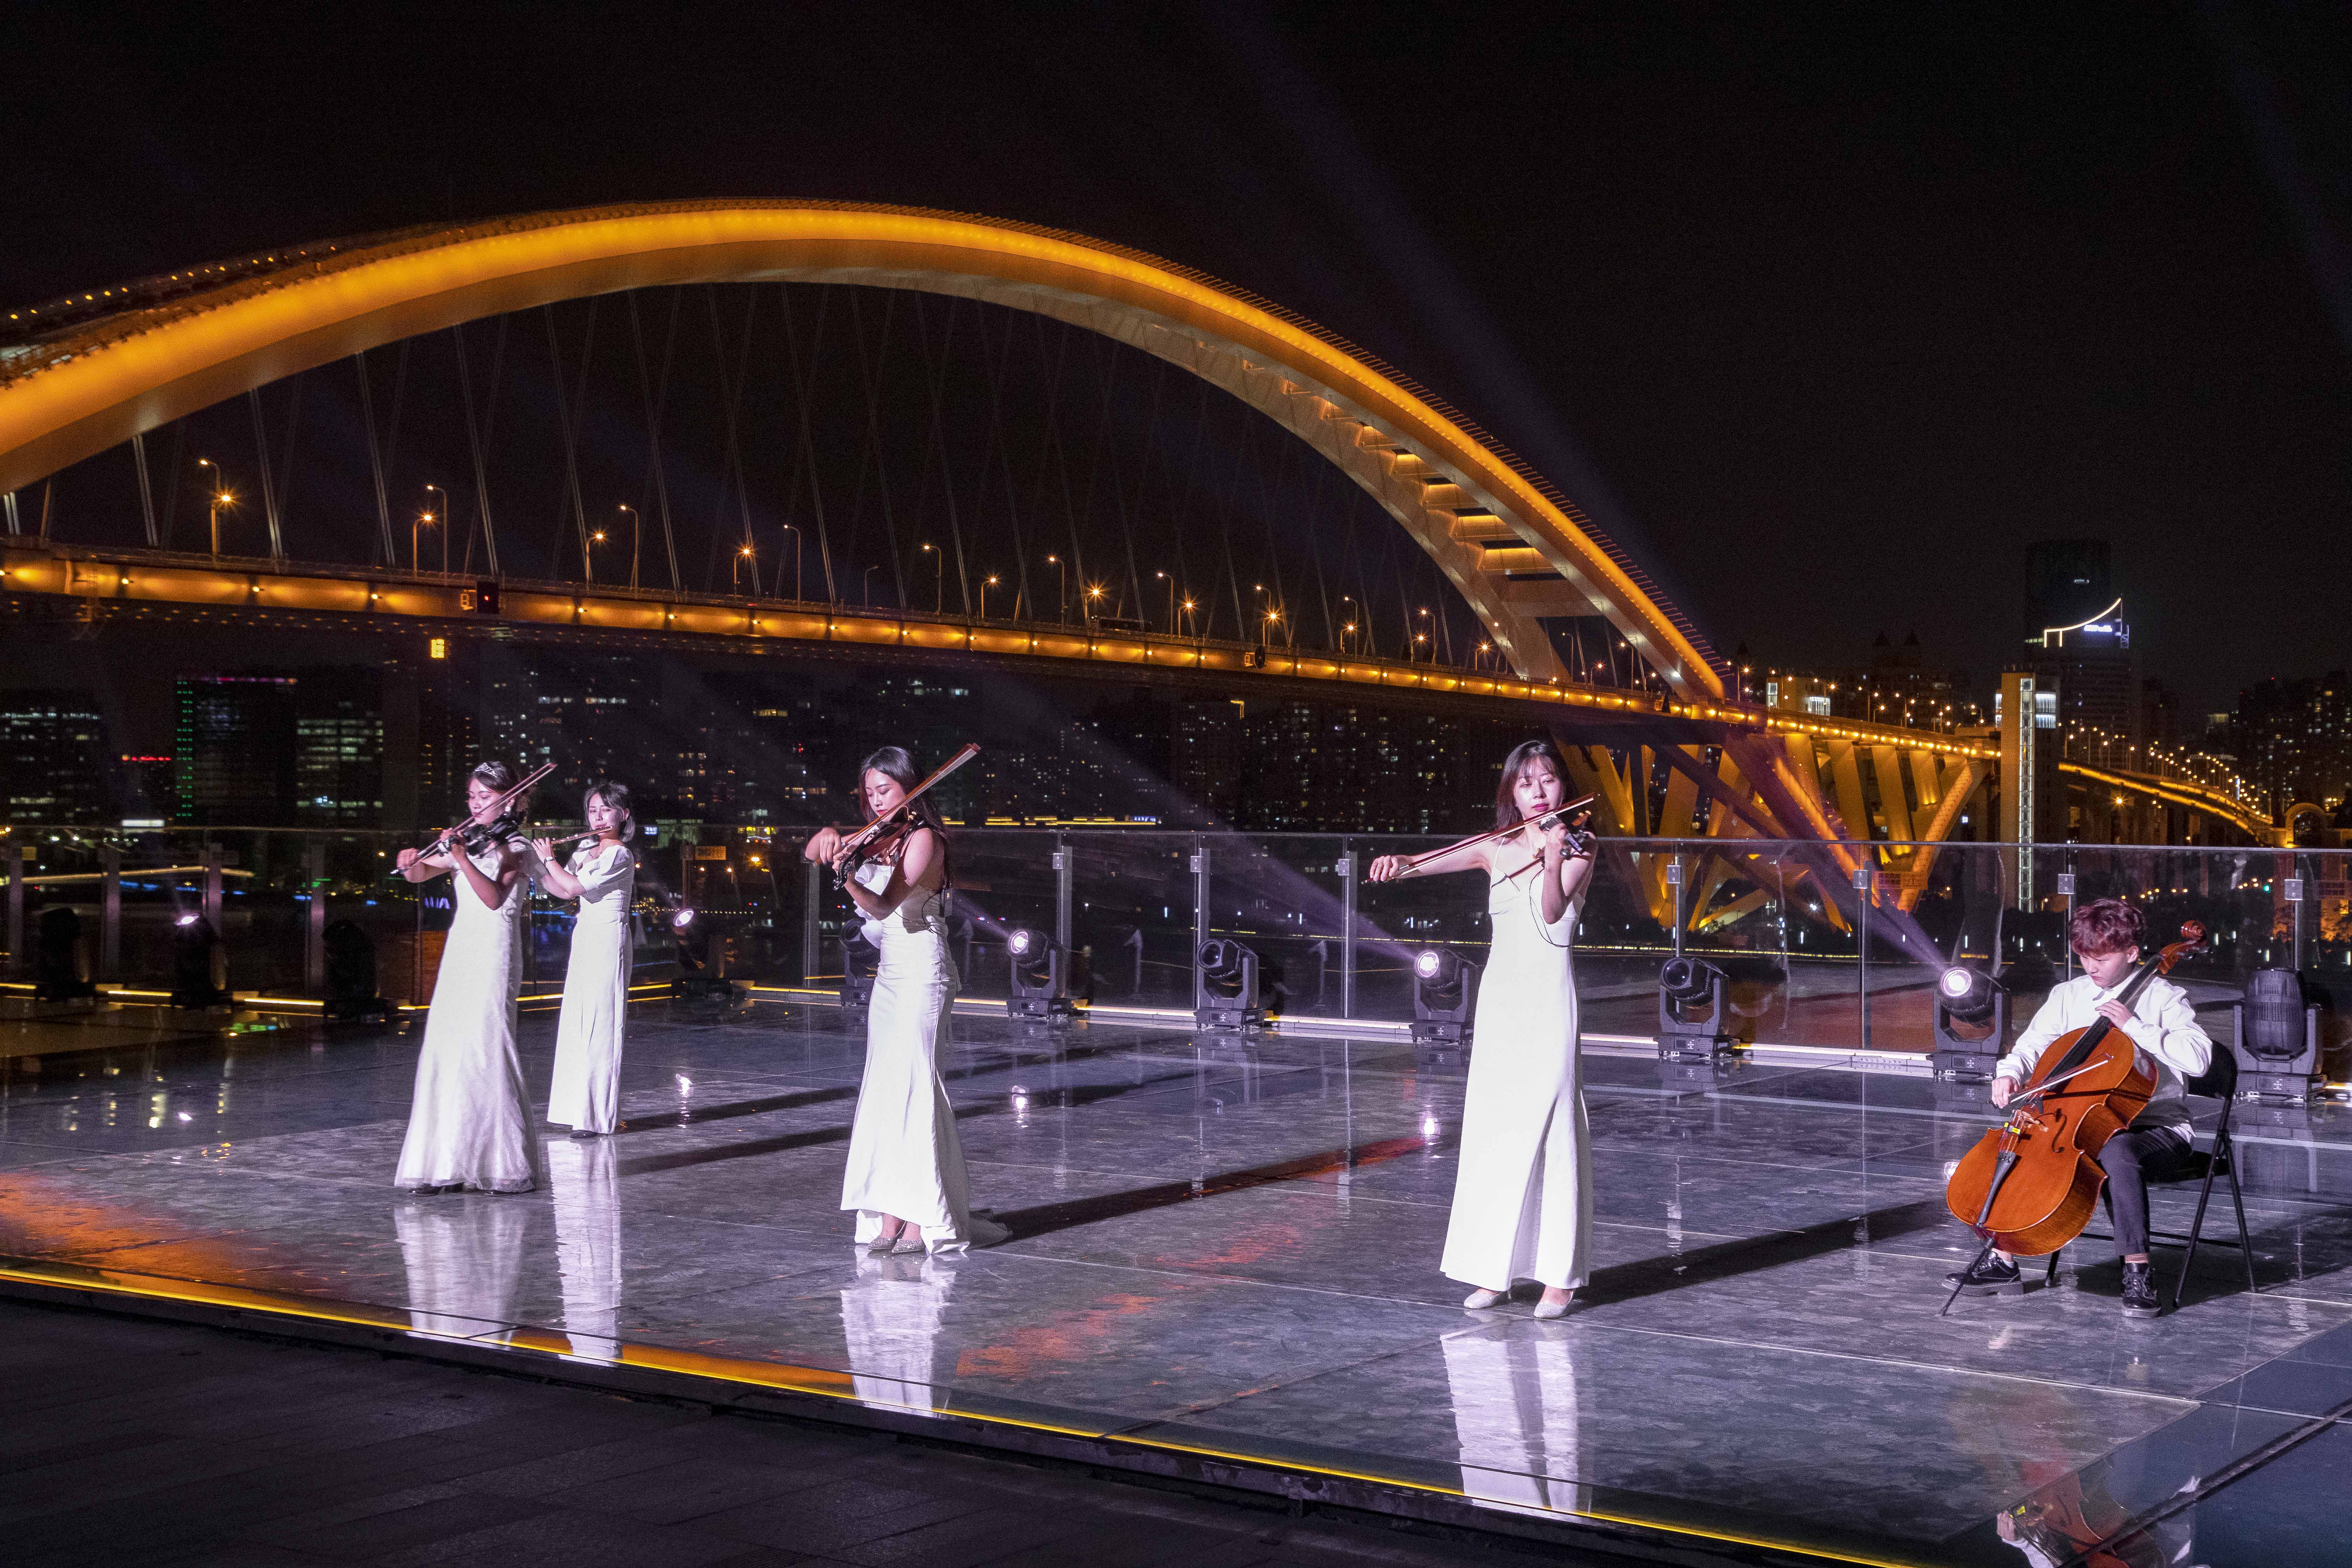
[823,743,980,890]
[387,762,553,878]
[1375,793,1598,881]
[1941,921,2207,1309]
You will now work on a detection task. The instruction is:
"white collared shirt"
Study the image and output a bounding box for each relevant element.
[1993,972,2214,1131]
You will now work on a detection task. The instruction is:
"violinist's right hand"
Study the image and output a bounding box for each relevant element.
[803,826,842,866]
[396,847,421,872]
[1365,855,1407,884]
[1990,1077,2013,1109]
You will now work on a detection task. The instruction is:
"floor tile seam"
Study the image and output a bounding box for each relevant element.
[1558,1317,2208,1404]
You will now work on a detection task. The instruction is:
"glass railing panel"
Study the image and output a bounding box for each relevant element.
[1061,831,1198,1011]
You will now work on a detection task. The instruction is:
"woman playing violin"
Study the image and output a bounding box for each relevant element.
[1947,898,2213,1317]
[1367,737,1598,1319]
[803,747,979,1255]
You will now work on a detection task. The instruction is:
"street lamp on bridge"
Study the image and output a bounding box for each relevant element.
[422,484,449,576]
[780,524,801,602]
[920,543,943,613]
[195,457,233,558]
[733,543,756,594]
[981,574,1001,619]
[616,504,640,589]
[413,504,437,578]
[1046,554,1066,623]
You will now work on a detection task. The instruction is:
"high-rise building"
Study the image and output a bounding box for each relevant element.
[2232,671,2352,816]
[174,676,297,825]
[1,690,111,823]
[2024,540,2116,640]
[292,667,386,825]
[117,754,175,821]
[2023,540,2139,749]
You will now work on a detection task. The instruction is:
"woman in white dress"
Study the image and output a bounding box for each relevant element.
[525,780,638,1138]
[1369,738,1597,1317]
[803,747,973,1255]
[393,761,539,1194]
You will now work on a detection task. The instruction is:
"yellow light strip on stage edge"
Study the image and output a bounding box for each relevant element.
[0,1256,1925,1568]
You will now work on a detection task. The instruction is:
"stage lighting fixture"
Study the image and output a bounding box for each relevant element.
[1194,937,1264,1033]
[1931,963,2008,1080]
[1656,956,1732,1061]
[2233,968,2320,1102]
[668,904,735,1006]
[1004,926,1074,1022]
[322,919,392,1021]
[837,928,879,1016]
[32,905,96,1003]
[170,912,230,1009]
[1410,946,1480,1044]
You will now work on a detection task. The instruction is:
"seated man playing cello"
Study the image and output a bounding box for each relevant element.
[1945,898,2214,1318]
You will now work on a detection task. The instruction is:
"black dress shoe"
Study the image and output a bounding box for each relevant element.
[1945,1254,2022,1296]
[2121,1261,2161,1318]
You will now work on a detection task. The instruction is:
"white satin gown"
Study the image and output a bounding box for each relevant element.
[1438,863,1592,1292]
[841,884,974,1252]
[393,842,539,1193]
[547,840,636,1134]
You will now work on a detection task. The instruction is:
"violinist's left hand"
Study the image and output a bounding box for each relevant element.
[2095,998,2135,1030]
[1538,818,1571,859]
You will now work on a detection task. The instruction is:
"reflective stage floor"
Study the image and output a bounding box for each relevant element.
[4,996,2350,1566]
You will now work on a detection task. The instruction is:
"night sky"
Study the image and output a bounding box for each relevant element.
[7,3,2349,716]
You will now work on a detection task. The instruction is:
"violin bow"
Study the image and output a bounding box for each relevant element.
[1399,793,1598,877]
[838,743,982,855]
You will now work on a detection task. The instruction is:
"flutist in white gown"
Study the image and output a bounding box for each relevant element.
[393,761,539,1195]
[525,781,638,1138]
[1369,738,1597,1318]
[804,746,976,1255]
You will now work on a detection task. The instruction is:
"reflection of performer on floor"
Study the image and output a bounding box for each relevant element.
[1945,898,2213,1317]
[1369,738,1597,1318]
[804,746,977,1255]
[523,780,638,1139]
[392,761,540,1195]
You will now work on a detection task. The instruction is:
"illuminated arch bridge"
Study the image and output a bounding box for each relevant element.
[0,201,2275,929]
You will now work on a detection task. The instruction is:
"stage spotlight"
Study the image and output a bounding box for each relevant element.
[2233,968,2319,1102]
[1937,966,2000,1026]
[668,904,735,1006]
[322,919,392,1021]
[171,912,230,1009]
[1656,956,1732,1061]
[1931,963,2007,1080]
[1194,937,1264,1033]
[1410,946,1480,1044]
[1004,926,1074,1022]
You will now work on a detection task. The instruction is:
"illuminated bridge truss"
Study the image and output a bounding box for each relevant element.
[0,203,2275,936]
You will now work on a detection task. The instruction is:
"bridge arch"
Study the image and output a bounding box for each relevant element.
[0,202,1724,699]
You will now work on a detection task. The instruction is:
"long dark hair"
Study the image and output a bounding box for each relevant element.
[859,745,952,885]
[1493,738,1572,832]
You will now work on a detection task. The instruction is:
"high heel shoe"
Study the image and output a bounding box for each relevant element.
[891,1230,927,1255]
[1462,1287,1506,1310]
[1532,1291,1575,1320]
[867,1224,903,1254]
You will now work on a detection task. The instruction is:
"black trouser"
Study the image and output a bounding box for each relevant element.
[2099,1125,2194,1259]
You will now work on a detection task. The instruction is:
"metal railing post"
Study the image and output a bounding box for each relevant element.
[1853,864,1872,1050]
[202,844,223,934]
[4,842,24,975]
[1190,839,1210,1013]
[1053,833,1072,951]
[100,846,121,981]
[1338,841,1357,1020]
[1669,854,1685,957]
[303,840,327,995]
[800,857,822,984]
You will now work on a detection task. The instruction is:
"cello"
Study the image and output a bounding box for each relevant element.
[1940,920,2207,1314]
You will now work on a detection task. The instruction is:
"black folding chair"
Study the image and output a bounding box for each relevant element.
[2039,1051,2259,1309]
